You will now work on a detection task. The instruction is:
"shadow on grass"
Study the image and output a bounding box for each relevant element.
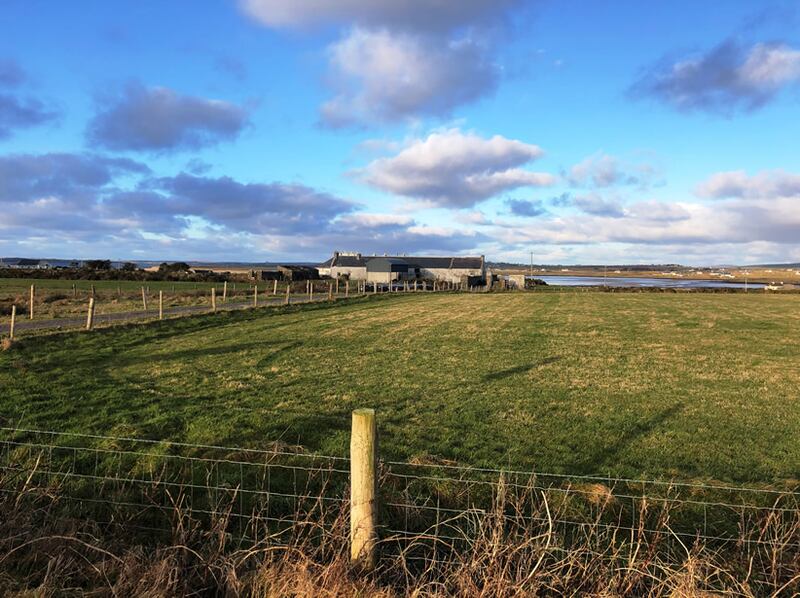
[483,356,561,382]
[575,402,686,475]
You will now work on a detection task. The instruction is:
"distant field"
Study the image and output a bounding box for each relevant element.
[2,292,799,485]
[0,278,313,319]
[0,278,219,292]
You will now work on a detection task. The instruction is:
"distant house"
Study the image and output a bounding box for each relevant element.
[318,251,486,284]
[1,258,83,269]
[1,258,44,269]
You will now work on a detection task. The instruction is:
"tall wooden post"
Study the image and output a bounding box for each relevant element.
[72,283,77,298]
[328,283,333,301]
[273,279,278,295]
[90,284,95,298]
[285,284,291,305]
[29,284,34,320]
[253,284,258,307]
[86,297,95,330]
[159,290,164,320]
[223,281,228,302]
[141,287,148,311]
[350,408,378,570]
[211,287,217,312]
[308,280,313,302]
[9,305,16,339]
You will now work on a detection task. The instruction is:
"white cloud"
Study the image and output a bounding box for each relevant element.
[696,169,800,199]
[568,152,655,188]
[240,0,522,126]
[572,193,625,217]
[625,200,691,221]
[321,28,497,126]
[337,213,413,228]
[356,128,554,207]
[632,40,800,113]
[738,43,800,89]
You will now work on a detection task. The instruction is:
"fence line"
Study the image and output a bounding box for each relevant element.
[3,420,799,569]
[1,279,473,337]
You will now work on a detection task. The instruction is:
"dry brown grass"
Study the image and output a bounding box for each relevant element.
[2,471,799,597]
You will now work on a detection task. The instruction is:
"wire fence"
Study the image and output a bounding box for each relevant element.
[2,425,799,563]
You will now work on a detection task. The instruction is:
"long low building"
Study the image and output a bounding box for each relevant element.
[317,252,487,284]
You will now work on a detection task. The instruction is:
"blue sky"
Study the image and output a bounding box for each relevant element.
[1,1,799,265]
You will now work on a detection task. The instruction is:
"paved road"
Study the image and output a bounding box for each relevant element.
[0,293,345,335]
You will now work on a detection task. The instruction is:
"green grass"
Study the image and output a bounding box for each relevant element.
[0,278,298,319]
[0,278,224,291]
[2,292,799,485]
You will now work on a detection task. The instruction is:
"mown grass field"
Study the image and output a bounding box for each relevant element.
[1,291,799,485]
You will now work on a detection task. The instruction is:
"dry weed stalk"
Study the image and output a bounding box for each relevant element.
[0,459,799,596]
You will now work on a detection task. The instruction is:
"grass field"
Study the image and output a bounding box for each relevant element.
[0,278,319,320]
[2,292,799,486]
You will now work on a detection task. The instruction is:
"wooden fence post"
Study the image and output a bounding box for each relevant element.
[328,283,333,301]
[141,287,148,311]
[350,408,378,570]
[9,305,16,339]
[223,281,228,302]
[285,284,291,305]
[273,279,278,296]
[72,283,77,298]
[29,284,34,320]
[346,280,350,298]
[308,281,313,302]
[159,290,164,320]
[253,285,258,307]
[211,287,217,312]
[86,297,95,330]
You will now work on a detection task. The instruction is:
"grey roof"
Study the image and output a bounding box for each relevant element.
[278,264,318,273]
[320,253,483,270]
[320,254,366,268]
[367,257,410,272]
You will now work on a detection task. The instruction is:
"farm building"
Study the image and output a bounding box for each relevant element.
[318,252,487,284]
[253,265,319,281]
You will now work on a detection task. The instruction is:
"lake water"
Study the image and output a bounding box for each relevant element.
[531,275,765,290]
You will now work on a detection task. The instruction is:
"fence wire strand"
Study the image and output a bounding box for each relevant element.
[2,426,799,556]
